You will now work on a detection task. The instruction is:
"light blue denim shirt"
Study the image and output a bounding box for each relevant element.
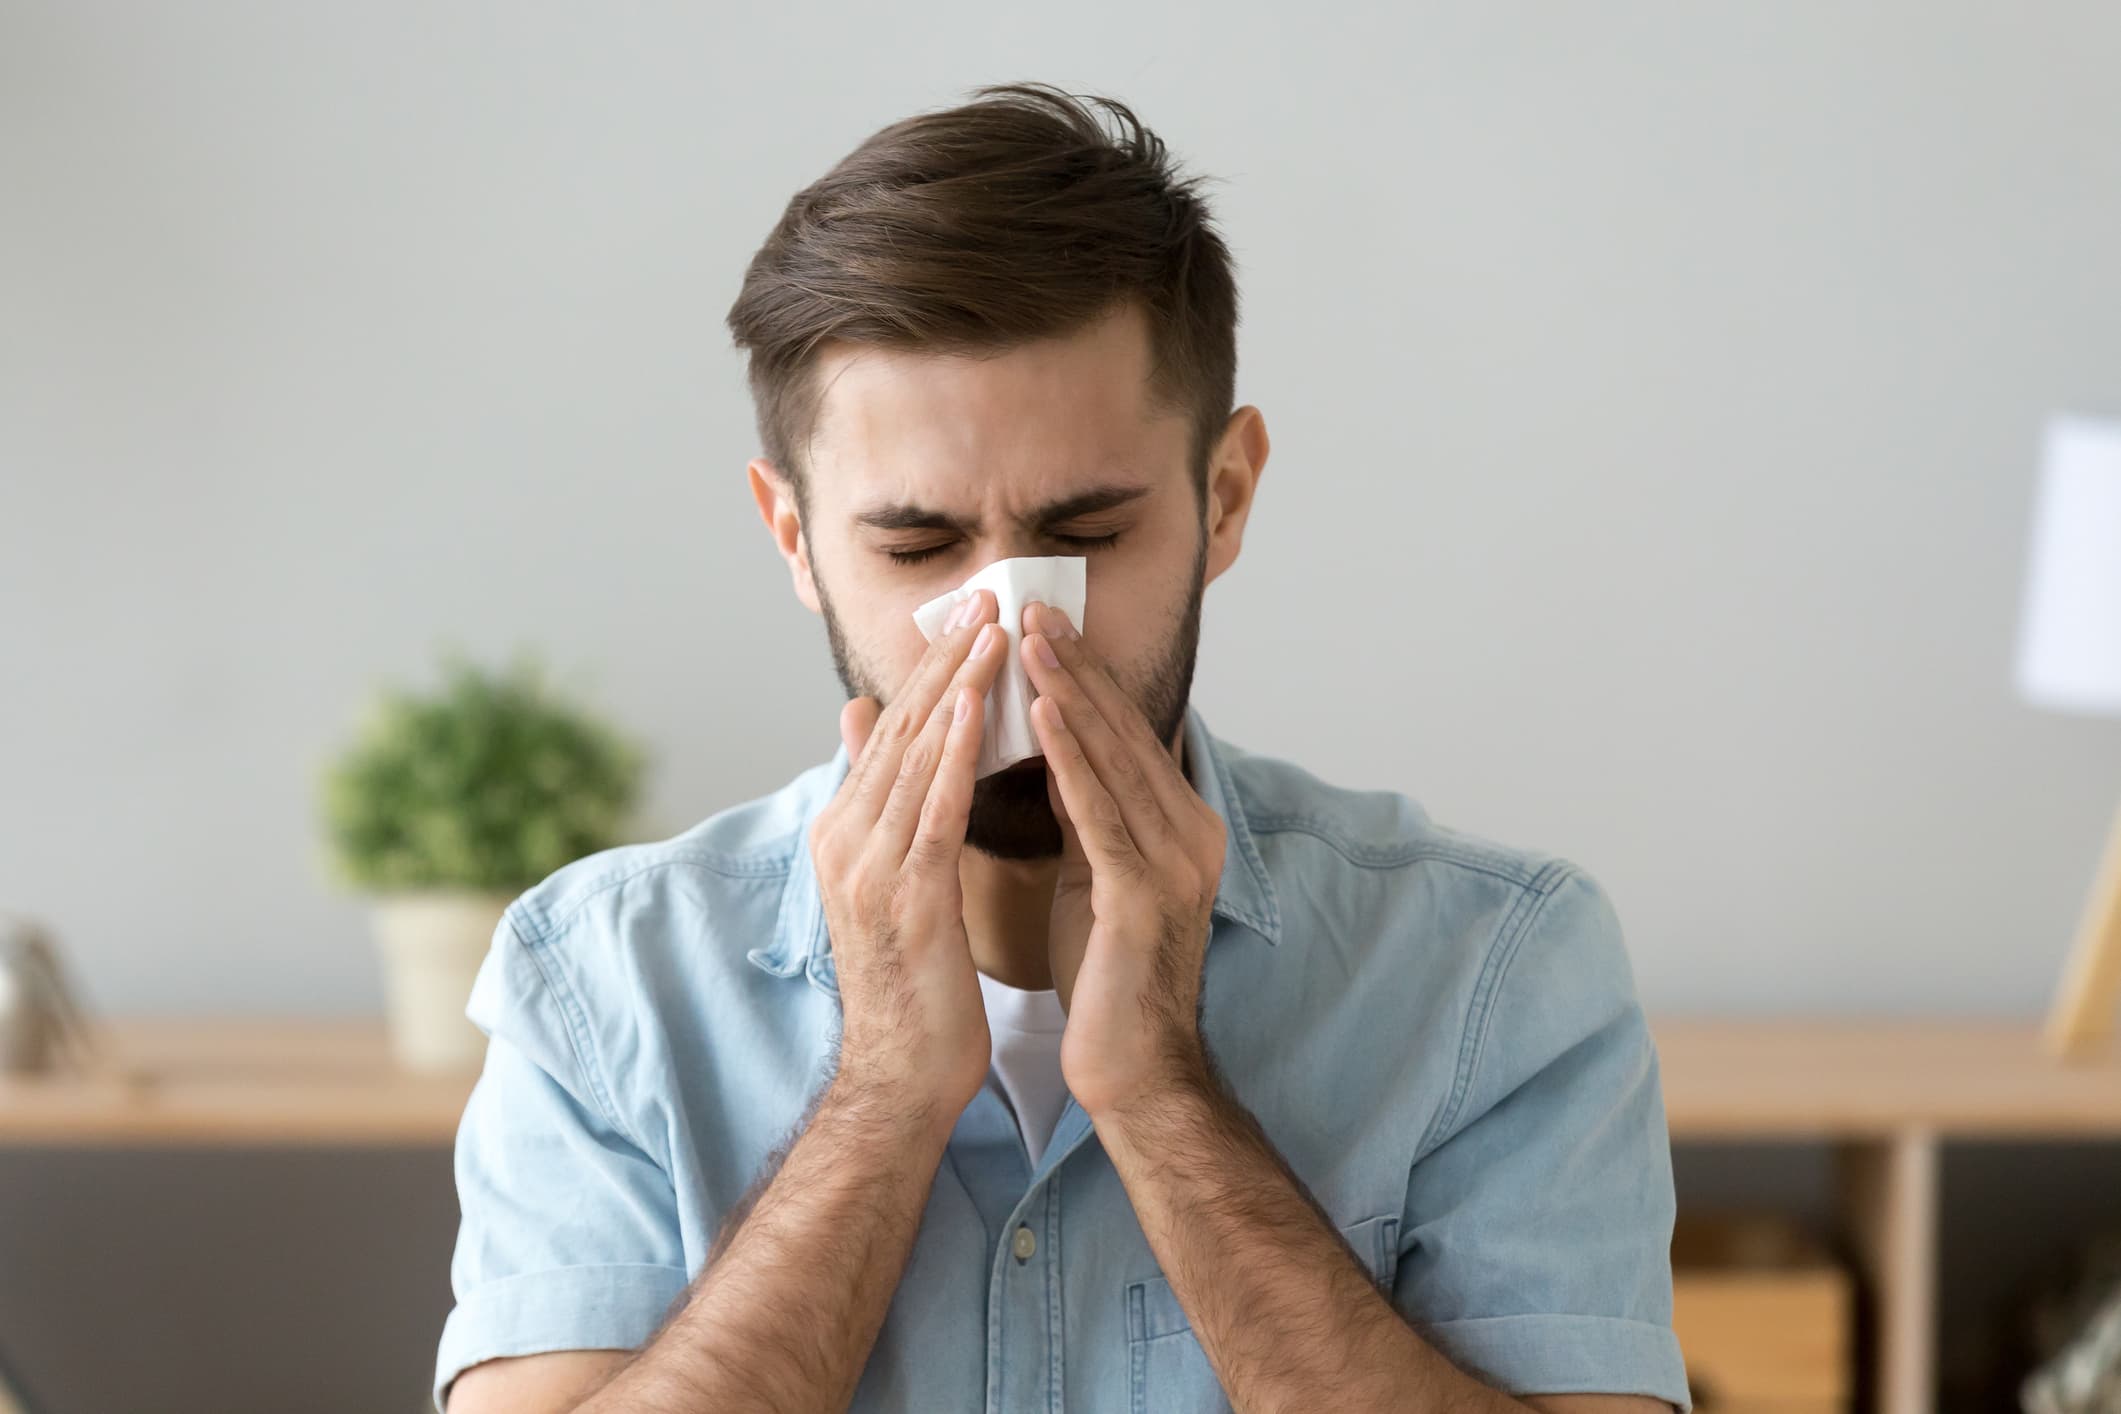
[435,702,1692,1412]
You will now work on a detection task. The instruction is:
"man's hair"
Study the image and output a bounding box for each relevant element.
[725,81,1238,517]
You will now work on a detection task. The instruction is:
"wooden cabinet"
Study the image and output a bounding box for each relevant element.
[1672,1212,1852,1411]
[1657,1021,2121,1414]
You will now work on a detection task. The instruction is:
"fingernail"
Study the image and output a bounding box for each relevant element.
[947,596,974,631]
[974,623,998,655]
[1044,603,1077,640]
[1033,634,1059,669]
[954,687,972,722]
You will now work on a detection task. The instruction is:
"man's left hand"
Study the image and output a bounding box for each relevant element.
[1019,599,1226,1121]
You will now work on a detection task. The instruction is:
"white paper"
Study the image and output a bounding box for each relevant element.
[911,556,1088,779]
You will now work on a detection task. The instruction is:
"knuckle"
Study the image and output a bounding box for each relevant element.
[1111,750,1154,801]
[1200,820,1226,861]
[898,735,936,780]
[809,823,842,872]
[915,786,951,832]
[905,810,936,853]
[904,832,944,874]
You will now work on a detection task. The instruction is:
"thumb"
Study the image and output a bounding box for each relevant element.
[841,697,882,769]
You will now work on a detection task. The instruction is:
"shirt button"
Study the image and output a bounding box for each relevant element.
[1011,1224,1038,1262]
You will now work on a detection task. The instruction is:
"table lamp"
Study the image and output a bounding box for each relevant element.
[2016,412,2121,1060]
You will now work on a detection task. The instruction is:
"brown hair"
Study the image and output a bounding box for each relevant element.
[725,81,1238,517]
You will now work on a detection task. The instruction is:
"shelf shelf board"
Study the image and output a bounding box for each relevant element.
[1654,1016,2121,1138]
[6,1015,2121,1148]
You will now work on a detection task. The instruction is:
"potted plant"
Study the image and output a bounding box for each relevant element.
[318,649,648,1072]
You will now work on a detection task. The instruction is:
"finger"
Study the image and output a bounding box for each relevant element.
[842,588,994,822]
[846,592,982,802]
[1024,599,1196,823]
[1045,752,1089,874]
[872,616,1008,865]
[1030,693,1144,876]
[1019,623,1175,857]
[903,674,991,877]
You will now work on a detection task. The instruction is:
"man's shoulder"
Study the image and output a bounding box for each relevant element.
[1213,732,1631,1029]
[1219,736,1580,904]
[501,755,837,954]
[460,761,841,1136]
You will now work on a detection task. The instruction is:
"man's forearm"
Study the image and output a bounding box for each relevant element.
[1093,1057,1529,1414]
[576,1075,956,1414]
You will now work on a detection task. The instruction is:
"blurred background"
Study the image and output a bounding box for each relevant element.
[4,3,2120,1411]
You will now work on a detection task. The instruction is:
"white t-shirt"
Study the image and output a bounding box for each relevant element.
[976,967,1070,1169]
[973,740,1192,1166]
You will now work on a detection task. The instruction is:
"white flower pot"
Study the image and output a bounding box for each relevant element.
[370,890,513,1072]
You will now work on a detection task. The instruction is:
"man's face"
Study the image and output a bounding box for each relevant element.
[794,301,1208,862]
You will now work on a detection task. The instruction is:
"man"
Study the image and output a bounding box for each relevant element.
[435,82,1690,1414]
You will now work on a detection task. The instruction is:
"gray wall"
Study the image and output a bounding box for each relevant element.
[7,4,2121,1018]
[4,4,2121,1411]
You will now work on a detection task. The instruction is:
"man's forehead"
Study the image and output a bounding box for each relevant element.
[803,307,1185,500]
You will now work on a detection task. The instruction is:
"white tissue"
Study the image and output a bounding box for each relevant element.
[910,556,1088,780]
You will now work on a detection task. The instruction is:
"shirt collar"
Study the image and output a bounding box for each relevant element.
[749,700,1282,996]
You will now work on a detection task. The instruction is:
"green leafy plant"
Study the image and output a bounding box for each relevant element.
[319,649,649,893]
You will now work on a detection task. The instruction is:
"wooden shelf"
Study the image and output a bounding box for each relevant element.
[0,1017,473,1146]
[1655,1017,2121,1138]
[9,1015,2118,1148]
[5,1014,2117,1412]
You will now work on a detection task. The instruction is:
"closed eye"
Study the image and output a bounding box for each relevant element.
[885,531,1121,566]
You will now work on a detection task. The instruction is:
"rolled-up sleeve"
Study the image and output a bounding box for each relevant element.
[1392,865,1692,1413]
[433,907,689,1411]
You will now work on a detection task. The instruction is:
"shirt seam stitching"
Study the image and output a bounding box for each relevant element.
[449,1260,690,1296]
[1417,1311,1679,1331]
[1240,813,1547,885]
[1418,858,1577,1159]
[511,907,637,1143]
[532,848,795,937]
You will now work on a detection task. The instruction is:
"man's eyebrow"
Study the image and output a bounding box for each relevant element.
[851,482,1153,534]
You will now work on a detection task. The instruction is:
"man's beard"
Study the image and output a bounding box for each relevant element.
[816,531,1206,862]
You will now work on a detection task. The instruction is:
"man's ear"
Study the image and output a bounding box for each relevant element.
[748,458,822,615]
[1202,405,1268,590]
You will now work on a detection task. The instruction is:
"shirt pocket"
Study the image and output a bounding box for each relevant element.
[1123,1212,1400,1414]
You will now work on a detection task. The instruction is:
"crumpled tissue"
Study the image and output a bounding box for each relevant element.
[910,555,1088,779]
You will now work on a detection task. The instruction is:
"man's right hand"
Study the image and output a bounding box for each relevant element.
[809,586,1004,1126]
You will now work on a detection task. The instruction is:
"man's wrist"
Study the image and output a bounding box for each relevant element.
[824,1062,969,1149]
[1080,1038,1218,1130]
